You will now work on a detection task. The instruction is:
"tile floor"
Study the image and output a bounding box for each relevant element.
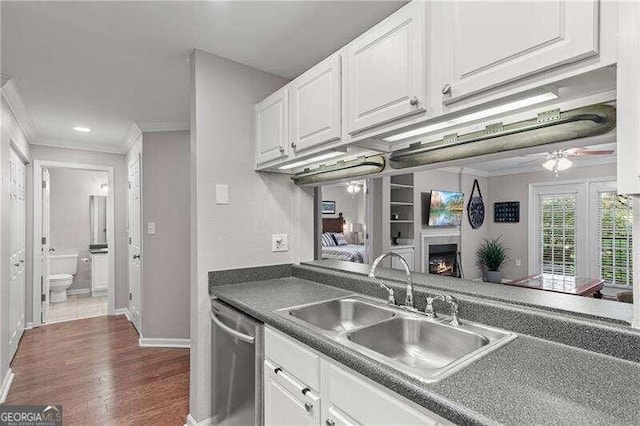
[47,293,107,323]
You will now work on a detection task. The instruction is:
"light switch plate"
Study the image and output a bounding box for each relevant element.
[147,222,156,235]
[216,184,229,205]
[272,234,288,252]
[515,259,522,267]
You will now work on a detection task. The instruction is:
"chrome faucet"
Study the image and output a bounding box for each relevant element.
[369,252,414,310]
[425,294,461,326]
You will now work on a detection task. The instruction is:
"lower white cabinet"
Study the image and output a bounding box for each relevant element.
[264,326,452,426]
[91,252,108,294]
[391,246,415,271]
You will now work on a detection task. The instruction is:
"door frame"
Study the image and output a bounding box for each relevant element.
[31,160,116,326]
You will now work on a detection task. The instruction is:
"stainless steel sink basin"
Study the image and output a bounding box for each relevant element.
[286,297,395,332]
[347,317,489,370]
[278,295,517,383]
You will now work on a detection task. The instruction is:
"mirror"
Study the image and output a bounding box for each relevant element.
[90,195,107,245]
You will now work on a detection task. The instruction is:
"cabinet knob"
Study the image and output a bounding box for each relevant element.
[304,402,313,412]
[409,97,419,106]
[441,83,452,95]
[326,420,335,426]
[290,142,297,150]
[278,146,285,154]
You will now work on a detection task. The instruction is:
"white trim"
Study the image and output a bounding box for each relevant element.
[1,79,36,143]
[438,166,490,177]
[67,288,91,296]
[114,307,131,322]
[30,139,124,155]
[0,368,14,404]
[139,336,190,348]
[32,160,116,326]
[122,123,142,155]
[138,122,190,133]
[185,414,212,426]
[24,322,34,330]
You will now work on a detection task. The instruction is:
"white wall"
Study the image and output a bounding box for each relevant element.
[189,49,314,422]
[141,130,190,340]
[486,162,617,280]
[48,168,108,291]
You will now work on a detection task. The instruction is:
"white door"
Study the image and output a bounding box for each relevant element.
[41,168,51,323]
[289,53,342,153]
[128,156,142,332]
[255,88,289,165]
[8,148,26,360]
[346,1,425,134]
[441,0,599,103]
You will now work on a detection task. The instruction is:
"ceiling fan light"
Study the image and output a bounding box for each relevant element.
[557,157,573,171]
[542,159,556,171]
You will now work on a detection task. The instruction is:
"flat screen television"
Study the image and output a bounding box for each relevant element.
[422,190,464,227]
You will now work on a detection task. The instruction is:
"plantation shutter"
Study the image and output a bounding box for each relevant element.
[538,193,577,277]
[598,192,633,286]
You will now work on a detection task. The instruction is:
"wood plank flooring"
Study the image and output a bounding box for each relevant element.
[5,315,190,425]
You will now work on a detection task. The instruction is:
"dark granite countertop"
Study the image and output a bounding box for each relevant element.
[302,260,634,325]
[211,276,640,426]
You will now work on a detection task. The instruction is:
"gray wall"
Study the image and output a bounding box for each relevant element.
[141,130,190,340]
[189,49,315,421]
[27,145,129,317]
[486,162,617,280]
[48,168,108,291]
[321,184,364,243]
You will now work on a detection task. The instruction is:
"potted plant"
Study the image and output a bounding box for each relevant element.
[476,237,509,283]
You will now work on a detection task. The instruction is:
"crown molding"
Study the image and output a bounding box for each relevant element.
[31,138,124,155]
[122,122,142,154]
[1,79,37,143]
[486,155,616,177]
[137,121,190,132]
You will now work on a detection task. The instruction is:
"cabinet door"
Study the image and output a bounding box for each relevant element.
[442,0,599,103]
[346,1,425,134]
[256,88,288,165]
[391,248,415,271]
[290,54,342,153]
[264,366,319,426]
[91,254,108,292]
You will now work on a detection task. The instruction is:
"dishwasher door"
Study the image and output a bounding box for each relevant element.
[211,299,263,426]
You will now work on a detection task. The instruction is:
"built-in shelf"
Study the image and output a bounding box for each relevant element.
[390,202,414,206]
[390,183,414,189]
[390,220,413,223]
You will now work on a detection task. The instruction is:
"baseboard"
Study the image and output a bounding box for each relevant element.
[0,368,14,404]
[113,308,131,322]
[24,322,34,330]
[185,414,212,426]
[139,336,190,348]
[67,288,91,296]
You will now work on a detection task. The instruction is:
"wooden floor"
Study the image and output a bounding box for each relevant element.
[5,315,190,425]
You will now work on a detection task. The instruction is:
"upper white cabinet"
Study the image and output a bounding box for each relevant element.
[441,0,600,103]
[346,1,425,135]
[289,54,342,153]
[256,88,289,165]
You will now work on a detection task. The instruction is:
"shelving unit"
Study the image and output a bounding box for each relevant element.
[389,174,415,270]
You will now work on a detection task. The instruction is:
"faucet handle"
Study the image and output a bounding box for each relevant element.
[445,295,461,326]
[424,296,438,318]
[386,288,396,306]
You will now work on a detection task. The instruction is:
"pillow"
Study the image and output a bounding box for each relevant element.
[322,233,337,247]
[333,232,348,246]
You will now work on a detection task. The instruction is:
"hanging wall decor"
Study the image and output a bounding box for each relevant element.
[467,179,485,229]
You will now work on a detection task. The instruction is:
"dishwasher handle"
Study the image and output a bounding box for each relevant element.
[210,309,255,344]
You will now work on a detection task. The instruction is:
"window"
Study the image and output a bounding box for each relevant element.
[598,192,633,287]
[539,193,577,276]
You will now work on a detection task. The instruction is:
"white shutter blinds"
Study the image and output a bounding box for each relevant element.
[538,193,577,277]
[598,192,633,286]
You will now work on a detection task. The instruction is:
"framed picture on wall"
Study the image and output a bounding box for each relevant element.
[322,201,336,215]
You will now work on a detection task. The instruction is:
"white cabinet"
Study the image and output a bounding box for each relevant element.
[290,53,342,153]
[391,246,415,271]
[255,88,289,165]
[91,252,108,294]
[346,1,425,134]
[264,360,320,426]
[441,0,600,103]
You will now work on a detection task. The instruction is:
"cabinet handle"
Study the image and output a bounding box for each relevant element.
[290,142,297,150]
[278,146,285,154]
[304,402,313,412]
[133,254,140,260]
[442,83,452,95]
[326,419,335,426]
[14,263,20,267]
[409,97,419,106]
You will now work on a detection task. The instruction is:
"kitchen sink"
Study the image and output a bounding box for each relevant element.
[278,295,517,383]
[286,297,396,332]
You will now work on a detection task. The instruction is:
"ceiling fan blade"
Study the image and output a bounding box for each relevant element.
[571,149,615,156]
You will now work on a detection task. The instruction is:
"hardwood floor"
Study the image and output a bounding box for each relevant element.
[5,315,190,425]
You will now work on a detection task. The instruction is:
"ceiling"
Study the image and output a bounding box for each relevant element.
[1,1,406,153]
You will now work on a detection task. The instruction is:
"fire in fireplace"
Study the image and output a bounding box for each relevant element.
[428,243,458,277]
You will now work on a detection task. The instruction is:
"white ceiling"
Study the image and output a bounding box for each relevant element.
[1,1,406,153]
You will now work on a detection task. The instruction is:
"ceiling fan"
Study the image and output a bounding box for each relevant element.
[520,147,615,177]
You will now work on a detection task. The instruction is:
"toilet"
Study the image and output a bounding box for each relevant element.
[49,254,78,303]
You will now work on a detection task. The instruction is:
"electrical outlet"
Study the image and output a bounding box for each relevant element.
[515,259,522,267]
[272,234,288,252]
[147,222,156,235]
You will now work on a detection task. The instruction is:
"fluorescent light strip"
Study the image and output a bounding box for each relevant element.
[385,91,558,142]
[278,151,344,170]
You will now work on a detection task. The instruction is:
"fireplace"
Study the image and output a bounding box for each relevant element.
[428,243,458,277]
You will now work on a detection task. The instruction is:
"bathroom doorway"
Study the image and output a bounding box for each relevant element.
[32,161,115,325]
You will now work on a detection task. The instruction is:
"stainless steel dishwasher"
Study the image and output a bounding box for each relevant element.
[210,298,263,426]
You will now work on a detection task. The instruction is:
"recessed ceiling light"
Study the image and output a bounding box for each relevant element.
[73,126,92,133]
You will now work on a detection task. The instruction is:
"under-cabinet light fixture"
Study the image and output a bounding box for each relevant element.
[384,90,559,142]
[73,126,92,133]
[278,151,344,170]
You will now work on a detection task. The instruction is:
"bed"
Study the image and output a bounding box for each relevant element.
[321,216,366,263]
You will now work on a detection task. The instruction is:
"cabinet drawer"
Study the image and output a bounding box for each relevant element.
[265,327,320,391]
[264,359,320,426]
